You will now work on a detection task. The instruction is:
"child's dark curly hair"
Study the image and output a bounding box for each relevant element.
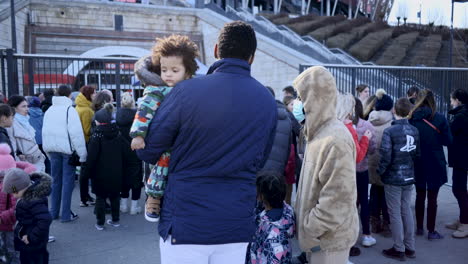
[151,35,199,77]
[256,171,286,209]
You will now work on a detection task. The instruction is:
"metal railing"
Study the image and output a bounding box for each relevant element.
[300,63,468,114]
[1,49,139,107]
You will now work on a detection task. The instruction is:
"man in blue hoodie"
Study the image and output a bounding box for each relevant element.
[137,21,277,263]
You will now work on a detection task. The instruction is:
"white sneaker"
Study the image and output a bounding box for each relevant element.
[130,200,142,215]
[120,198,128,213]
[361,235,377,247]
[347,260,354,264]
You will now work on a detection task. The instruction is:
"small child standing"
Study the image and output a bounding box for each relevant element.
[2,168,52,264]
[85,104,132,231]
[377,98,420,261]
[246,171,295,264]
[130,35,199,222]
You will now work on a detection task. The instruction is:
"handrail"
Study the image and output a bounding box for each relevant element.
[309,64,468,71]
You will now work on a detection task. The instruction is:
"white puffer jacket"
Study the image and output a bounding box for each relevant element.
[42,96,87,162]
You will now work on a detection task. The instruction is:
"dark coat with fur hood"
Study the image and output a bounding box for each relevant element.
[14,172,52,252]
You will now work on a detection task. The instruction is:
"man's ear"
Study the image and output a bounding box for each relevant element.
[248,53,255,65]
[214,44,219,59]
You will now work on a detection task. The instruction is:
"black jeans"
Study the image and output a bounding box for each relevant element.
[357,171,370,235]
[369,184,390,222]
[452,168,468,224]
[416,187,440,232]
[95,195,120,225]
[20,248,48,264]
[79,163,92,203]
[121,185,142,201]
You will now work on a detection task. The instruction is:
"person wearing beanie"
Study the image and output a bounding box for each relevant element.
[2,168,52,264]
[84,103,132,231]
[116,93,143,215]
[367,89,394,236]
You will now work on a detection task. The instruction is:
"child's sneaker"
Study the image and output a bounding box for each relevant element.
[95,224,104,231]
[106,219,120,227]
[145,207,160,222]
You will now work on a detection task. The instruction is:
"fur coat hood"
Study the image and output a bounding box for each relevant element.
[134,55,166,87]
[22,172,52,202]
[293,66,359,253]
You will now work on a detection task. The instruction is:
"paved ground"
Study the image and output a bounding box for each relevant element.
[48,182,467,264]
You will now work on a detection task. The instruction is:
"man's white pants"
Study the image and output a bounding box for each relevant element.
[160,237,248,264]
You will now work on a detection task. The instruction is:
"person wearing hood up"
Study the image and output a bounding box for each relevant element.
[246,171,295,264]
[84,103,132,231]
[293,66,359,264]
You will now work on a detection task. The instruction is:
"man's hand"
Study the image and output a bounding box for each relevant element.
[131,137,146,150]
[146,196,161,214]
[22,235,29,245]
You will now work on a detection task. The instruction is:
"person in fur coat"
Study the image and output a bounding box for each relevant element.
[293,66,359,264]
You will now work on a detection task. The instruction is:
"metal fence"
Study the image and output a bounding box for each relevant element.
[0,49,140,107]
[299,64,468,114]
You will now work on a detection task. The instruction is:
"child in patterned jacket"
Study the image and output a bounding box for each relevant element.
[247,171,296,264]
[130,35,199,222]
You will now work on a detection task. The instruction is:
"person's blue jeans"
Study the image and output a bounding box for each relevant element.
[49,152,76,222]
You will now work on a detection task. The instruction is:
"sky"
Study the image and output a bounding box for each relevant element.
[388,0,468,28]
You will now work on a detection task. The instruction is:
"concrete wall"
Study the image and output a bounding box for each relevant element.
[1,0,318,96]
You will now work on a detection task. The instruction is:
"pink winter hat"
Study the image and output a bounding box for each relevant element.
[0,144,16,171]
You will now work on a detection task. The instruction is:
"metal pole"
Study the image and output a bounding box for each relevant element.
[5,49,18,96]
[10,0,17,51]
[115,61,121,109]
[27,58,34,96]
[326,0,330,16]
[320,0,323,16]
[449,0,454,67]
[0,51,6,97]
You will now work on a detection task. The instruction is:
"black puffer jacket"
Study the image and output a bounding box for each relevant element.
[14,172,52,252]
[116,108,143,190]
[448,105,468,169]
[85,123,132,196]
[377,119,420,186]
[261,101,291,174]
[409,106,452,190]
[0,127,14,157]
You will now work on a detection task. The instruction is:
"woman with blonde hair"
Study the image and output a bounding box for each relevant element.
[116,92,143,215]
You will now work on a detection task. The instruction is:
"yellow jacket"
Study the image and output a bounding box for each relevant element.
[75,93,94,142]
[293,66,359,253]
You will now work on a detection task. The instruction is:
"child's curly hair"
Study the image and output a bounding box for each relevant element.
[151,35,199,77]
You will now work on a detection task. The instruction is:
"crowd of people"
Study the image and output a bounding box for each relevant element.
[0,20,466,264]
